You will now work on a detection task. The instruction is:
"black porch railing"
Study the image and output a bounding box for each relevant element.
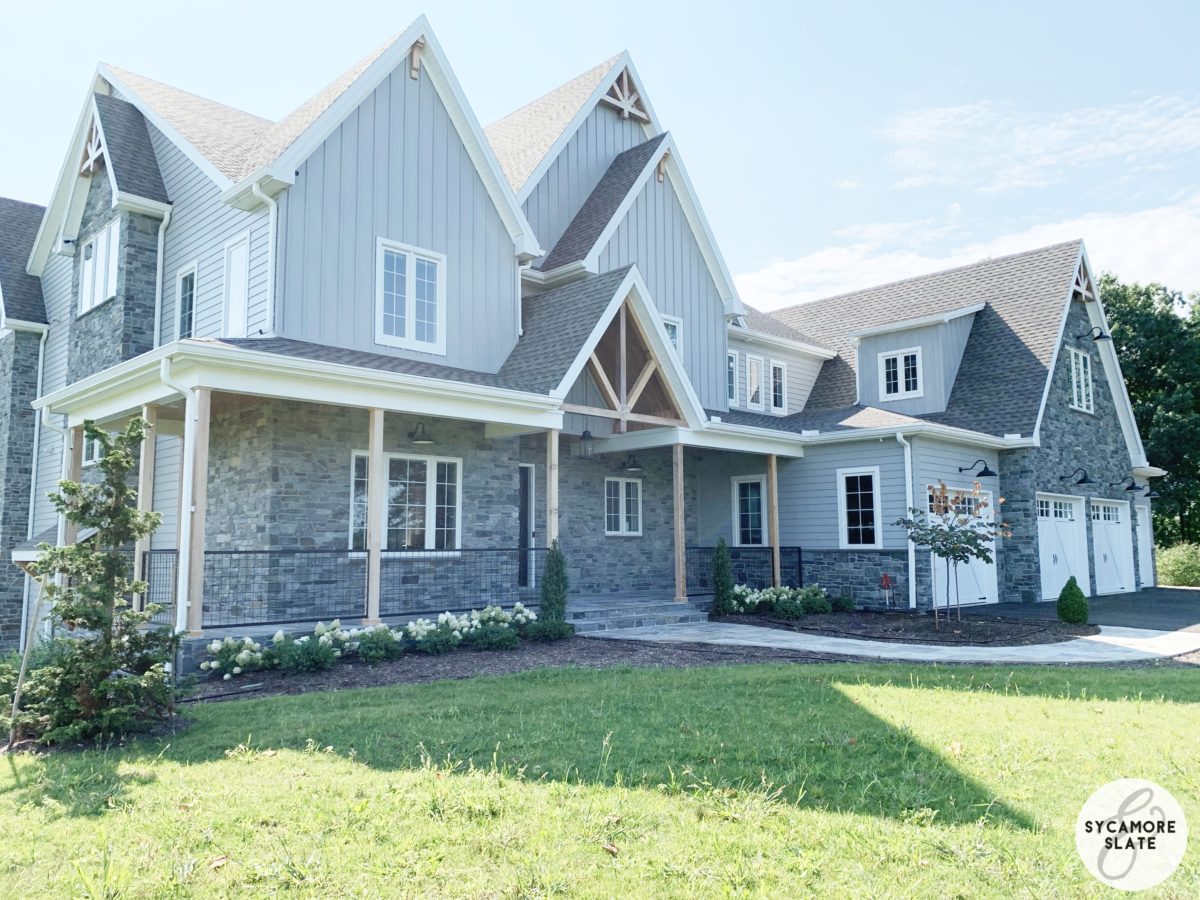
[685,545,803,596]
[141,548,179,627]
[200,550,368,628]
[379,547,547,617]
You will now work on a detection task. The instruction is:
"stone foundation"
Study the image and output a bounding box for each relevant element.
[802,549,909,609]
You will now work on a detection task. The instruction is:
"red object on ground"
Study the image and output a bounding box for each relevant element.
[880,573,894,590]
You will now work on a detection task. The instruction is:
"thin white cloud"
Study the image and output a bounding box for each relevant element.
[736,195,1200,310]
[831,177,863,191]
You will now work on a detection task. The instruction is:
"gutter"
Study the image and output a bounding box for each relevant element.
[895,432,918,609]
[151,208,173,348]
[250,183,277,336]
[728,325,837,361]
[159,357,193,633]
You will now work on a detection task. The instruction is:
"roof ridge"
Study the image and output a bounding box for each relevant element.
[485,53,622,130]
[102,63,274,126]
[0,196,46,212]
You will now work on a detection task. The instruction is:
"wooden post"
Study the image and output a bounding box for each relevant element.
[184,388,211,635]
[768,454,781,588]
[61,426,84,548]
[365,408,385,624]
[617,305,628,434]
[673,443,687,601]
[133,405,158,608]
[546,428,560,544]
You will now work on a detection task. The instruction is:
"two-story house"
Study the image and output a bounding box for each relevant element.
[0,16,1161,649]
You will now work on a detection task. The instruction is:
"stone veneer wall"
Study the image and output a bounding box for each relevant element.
[0,329,41,649]
[998,296,1146,603]
[803,549,909,609]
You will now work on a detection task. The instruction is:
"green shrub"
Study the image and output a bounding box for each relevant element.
[357,625,404,664]
[1056,576,1089,625]
[540,540,569,622]
[710,539,736,616]
[464,624,520,651]
[525,619,575,642]
[1156,543,1200,587]
[200,636,268,679]
[273,635,338,673]
[831,594,855,613]
[798,585,832,615]
[772,597,806,620]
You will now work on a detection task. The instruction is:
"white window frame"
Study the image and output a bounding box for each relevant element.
[726,350,738,405]
[661,314,682,352]
[81,435,104,467]
[223,230,250,338]
[769,360,787,413]
[604,476,643,537]
[374,237,448,356]
[78,218,120,316]
[176,262,198,340]
[348,450,463,555]
[1069,346,1094,413]
[746,354,765,410]
[837,465,883,550]
[731,475,768,547]
[878,347,923,401]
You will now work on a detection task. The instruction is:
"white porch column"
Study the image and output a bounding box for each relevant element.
[59,426,84,548]
[134,405,158,606]
[175,388,211,635]
[365,408,385,624]
[673,442,687,601]
[546,428,560,544]
[768,453,781,588]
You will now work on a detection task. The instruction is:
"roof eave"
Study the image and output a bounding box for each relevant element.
[727,325,836,360]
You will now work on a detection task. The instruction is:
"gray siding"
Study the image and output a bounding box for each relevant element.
[596,172,727,410]
[31,255,73,537]
[911,436,999,497]
[151,434,181,549]
[693,452,775,545]
[727,336,823,416]
[857,314,976,415]
[562,369,615,437]
[521,104,646,257]
[276,64,521,373]
[779,439,908,550]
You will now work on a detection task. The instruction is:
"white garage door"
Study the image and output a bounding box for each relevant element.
[929,485,999,607]
[1135,505,1155,588]
[1091,500,1135,595]
[1037,494,1089,601]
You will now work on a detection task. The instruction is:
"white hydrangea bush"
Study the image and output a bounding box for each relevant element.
[200,635,266,681]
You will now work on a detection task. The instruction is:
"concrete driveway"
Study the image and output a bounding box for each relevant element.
[968,587,1200,632]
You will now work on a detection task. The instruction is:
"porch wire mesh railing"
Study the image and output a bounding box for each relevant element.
[378,547,547,618]
[685,546,803,596]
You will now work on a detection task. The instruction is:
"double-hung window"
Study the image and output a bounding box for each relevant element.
[770,361,786,413]
[78,218,120,315]
[350,452,461,551]
[746,355,764,410]
[838,466,882,549]
[605,477,642,536]
[1069,347,1093,413]
[878,348,922,400]
[732,475,767,546]
[726,351,738,405]
[177,264,197,339]
[376,238,446,355]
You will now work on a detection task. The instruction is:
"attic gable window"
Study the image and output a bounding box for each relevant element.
[375,238,446,355]
[878,347,922,401]
[1069,347,1094,413]
[78,218,120,315]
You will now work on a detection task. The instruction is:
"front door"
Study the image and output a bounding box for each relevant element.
[518,465,534,588]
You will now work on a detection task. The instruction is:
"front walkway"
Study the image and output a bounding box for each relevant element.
[589,621,1200,663]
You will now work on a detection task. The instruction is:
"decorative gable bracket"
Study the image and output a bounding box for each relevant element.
[600,68,650,122]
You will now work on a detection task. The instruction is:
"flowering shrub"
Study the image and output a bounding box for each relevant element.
[272,633,339,673]
[200,636,267,681]
[405,614,465,654]
[797,585,832,615]
[727,584,832,617]
[356,624,404,664]
[463,623,520,650]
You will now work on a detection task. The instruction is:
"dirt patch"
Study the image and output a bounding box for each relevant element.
[717,610,1099,646]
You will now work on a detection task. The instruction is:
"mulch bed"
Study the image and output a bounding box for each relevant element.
[717,609,1100,646]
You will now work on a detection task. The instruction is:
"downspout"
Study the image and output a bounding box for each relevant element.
[896,432,918,609]
[151,208,172,348]
[18,328,49,650]
[250,183,277,336]
[160,357,194,633]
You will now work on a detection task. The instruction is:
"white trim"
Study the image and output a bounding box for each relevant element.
[745,354,764,410]
[175,261,198,340]
[1068,346,1094,414]
[837,465,883,550]
[769,359,787,414]
[895,433,917,608]
[731,474,768,547]
[726,350,738,405]
[878,346,923,401]
[727,324,836,360]
[350,449,463,551]
[661,313,682,352]
[518,462,537,588]
[849,302,985,341]
[604,476,643,537]
[374,237,448,355]
[222,229,251,338]
[77,217,121,316]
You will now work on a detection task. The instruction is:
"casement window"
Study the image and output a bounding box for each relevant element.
[1069,347,1094,413]
[349,452,462,551]
[176,265,197,340]
[82,435,104,467]
[726,351,738,405]
[224,232,250,338]
[604,477,642,536]
[732,475,767,546]
[662,315,682,351]
[375,237,447,355]
[78,218,120,315]
[837,466,882,549]
[746,355,764,410]
[878,347,922,400]
[770,361,787,413]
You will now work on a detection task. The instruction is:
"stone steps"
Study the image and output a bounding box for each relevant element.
[566,598,711,633]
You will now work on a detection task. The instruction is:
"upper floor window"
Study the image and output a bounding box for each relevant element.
[177,265,197,340]
[662,314,682,351]
[1069,347,1093,413]
[879,347,922,400]
[376,238,446,355]
[838,466,882,549]
[726,351,737,405]
[747,355,764,410]
[770,361,787,413]
[605,477,642,536]
[78,218,120,315]
[350,451,461,552]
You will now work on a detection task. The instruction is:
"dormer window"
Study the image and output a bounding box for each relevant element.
[78,218,120,315]
[375,238,446,355]
[878,347,922,401]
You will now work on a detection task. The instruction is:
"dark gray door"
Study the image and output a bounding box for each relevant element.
[518,466,532,587]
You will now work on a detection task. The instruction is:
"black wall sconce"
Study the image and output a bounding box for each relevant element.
[578,429,594,460]
[1109,477,1142,492]
[408,423,435,445]
[958,459,997,478]
[1074,326,1111,342]
[1060,467,1095,485]
[622,454,643,473]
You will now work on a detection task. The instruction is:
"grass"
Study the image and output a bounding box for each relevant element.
[1,662,1198,897]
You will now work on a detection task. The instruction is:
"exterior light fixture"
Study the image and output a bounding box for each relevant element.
[622,454,643,473]
[408,423,435,445]
[1144,486,1161,500]
[578,429,594,460]
[958,459,997,478]
[1060,467,1095,485]
[1109,477,1141,492]
[1075,326,1111,342]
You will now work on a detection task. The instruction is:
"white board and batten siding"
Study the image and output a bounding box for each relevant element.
[521,104,646,257]
[857,314,975,416]
[595,172,728,411]
[275,64,521,374]
[726,335,823,416]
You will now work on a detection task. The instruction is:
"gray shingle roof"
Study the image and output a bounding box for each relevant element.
[93,94,170,204]
[773,241,1083,437]
[484,55,621,194]
[499,266,634,393]
[0,198,47,324]
[711,405,925,435]
[538,135,667,271]
[733,306,829,351]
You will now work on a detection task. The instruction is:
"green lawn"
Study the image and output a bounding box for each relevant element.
[1,663,1198,898]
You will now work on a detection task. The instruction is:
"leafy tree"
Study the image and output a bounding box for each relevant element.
[710,538,735,617]
[1100,274,1200,545]
[6,418,178,744]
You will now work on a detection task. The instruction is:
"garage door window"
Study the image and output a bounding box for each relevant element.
[1091,503,1120,523]
[1053,500,1075,521]
[1037,498,1051,519]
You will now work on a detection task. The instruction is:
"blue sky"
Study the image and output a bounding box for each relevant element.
[3,0,1197,309]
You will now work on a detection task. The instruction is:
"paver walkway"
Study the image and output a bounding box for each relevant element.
[590,621,1200,664]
